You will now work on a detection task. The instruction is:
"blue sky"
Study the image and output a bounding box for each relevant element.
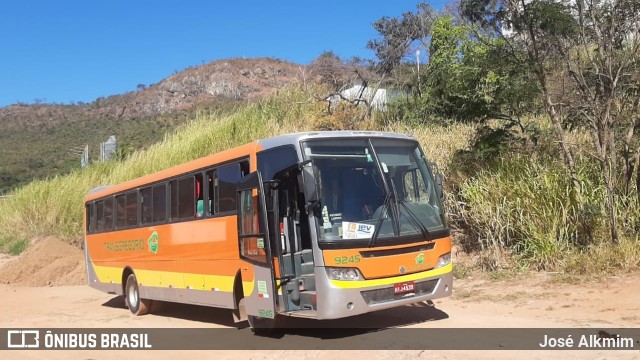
[0,1,447,107]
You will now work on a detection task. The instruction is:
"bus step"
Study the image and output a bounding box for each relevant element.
[300,249,313,263]
[301,261,314,274]
[299,274,316,291]
[283,309,317,318]
[299,290,317,310]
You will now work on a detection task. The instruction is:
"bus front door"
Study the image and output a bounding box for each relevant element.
[237,172,278,321]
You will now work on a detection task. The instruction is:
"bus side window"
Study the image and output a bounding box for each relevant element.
[170,181,178,220]
[116,194,126,228]
[126,191,138,226]
[96,200,104,232]
[195,174,204,217]
[103,197,114,231]
[240,160,250,177]
[171,177,195,220]
[86,203,95,234]
[206,170,216,216]
[217,163,241,213]
[141,187,153,224]
[153,184,166,223]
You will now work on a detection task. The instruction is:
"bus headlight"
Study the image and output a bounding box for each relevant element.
[435,252,451,268]
[325,267,363,281]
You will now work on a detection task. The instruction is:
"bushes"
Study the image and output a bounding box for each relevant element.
[451,151,639,272]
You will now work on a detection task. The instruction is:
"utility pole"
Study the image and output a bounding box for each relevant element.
[416,49,421,96]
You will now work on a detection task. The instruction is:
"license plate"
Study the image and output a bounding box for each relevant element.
[393,281,415,295]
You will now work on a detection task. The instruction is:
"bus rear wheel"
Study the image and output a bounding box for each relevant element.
[125,273,151,316]
[247,315,281,335]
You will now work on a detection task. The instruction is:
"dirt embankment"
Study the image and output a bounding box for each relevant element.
[0,237,85,286]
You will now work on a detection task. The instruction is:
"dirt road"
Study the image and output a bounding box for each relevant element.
[1,272,638,359]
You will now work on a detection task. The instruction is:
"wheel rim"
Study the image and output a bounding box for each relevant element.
[128,282,138,307]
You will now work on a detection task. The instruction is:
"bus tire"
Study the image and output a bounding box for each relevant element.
[124,273,150,316]
[247,315,281,335]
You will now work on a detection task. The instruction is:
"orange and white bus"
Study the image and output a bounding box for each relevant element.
[84,131,452,332]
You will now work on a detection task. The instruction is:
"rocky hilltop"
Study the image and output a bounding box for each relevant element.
[0,58,301,194]
[0,58,300,129]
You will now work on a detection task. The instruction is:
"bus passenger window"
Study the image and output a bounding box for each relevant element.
[170,181,178,220]
[153,184,166,222]
[195,174,204,218]
[179,177,195,218]
[240,160,250,177]
[116,194,126,228]
[141,187,152,224]
[217,163,241,213]
[96,201,104,232]
[87,203,95,234]
[103,197,114,231]
[206,170,216,215]
[126,192,138,226]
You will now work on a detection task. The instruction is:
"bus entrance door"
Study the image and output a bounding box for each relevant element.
[237,172,278,320]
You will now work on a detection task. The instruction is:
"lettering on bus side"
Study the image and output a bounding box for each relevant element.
[104,239,145,252]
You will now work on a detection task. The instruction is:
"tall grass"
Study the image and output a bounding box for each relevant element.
[0,87,321,250]
[451,150,640,272]
[2,85,636,275]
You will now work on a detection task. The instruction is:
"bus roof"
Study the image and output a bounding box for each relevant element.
[257,130,415,150]
[84,131,416,202]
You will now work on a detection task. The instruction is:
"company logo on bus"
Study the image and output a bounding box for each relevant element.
[148,231,159,254]
[415,253,425,265]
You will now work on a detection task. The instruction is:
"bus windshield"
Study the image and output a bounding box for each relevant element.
[302,138,445,245]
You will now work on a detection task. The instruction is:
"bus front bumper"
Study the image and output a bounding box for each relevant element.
[314,263,453,320]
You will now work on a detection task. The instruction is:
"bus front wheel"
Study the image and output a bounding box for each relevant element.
[125,273,151,316]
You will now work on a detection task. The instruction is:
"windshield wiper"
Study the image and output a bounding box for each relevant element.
[388,178,401,236]
[367,192,391,248]
[398,200,431,239]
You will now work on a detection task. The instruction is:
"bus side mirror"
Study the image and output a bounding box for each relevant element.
[300,162,319,204]
[435,173,444,201]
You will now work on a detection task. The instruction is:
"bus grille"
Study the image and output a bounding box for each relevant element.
[360,279,438,305]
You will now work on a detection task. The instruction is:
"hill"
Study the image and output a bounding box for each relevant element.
[0,58,300,194]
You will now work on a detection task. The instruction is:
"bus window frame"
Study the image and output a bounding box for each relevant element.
[84,156,251,233]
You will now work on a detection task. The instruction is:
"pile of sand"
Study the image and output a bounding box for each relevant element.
[0,237,86,286]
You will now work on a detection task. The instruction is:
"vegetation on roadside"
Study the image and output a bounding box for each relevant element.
[1,0,639,278]
[0,86,476,252]
[0,100,242,195]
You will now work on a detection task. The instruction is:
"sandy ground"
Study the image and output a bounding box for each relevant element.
[0,238,638,359]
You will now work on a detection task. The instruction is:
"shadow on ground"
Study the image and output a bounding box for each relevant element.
[102,295,448,341]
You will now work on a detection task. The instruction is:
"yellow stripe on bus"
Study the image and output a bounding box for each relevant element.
[91,264,254,295]
[329,263,452,289]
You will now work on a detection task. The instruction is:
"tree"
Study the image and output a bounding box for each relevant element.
[367,3,437,75]
[301,52,381,119]
[461,0,640,243]
[462,0,582,193]
[562,0,640,243]
[425,16,538,122]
